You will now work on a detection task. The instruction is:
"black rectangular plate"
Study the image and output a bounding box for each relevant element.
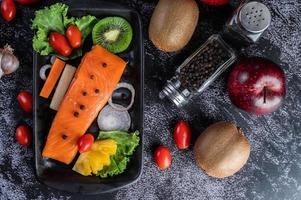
[33,0,144,194]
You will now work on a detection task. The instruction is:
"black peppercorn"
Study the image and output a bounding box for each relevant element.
[62,134,68,140]
[80,105,85,110]
[179,39,231,91]
[73,111,79,117]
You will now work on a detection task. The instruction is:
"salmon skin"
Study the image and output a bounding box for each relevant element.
[42,45,127,164]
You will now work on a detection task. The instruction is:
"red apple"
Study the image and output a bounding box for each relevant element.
[228,57,286,115]
[201,0,230,6]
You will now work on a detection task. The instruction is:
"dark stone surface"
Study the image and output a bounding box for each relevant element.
[0,0,301,199]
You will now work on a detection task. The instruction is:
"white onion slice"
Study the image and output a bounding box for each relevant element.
[97,105,131,131]
[108,82,135,111]
[50,55,56,65]
[39,64,52,80]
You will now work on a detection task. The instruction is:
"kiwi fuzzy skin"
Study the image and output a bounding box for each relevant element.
[149,0,199,52]
[193,121,251,178]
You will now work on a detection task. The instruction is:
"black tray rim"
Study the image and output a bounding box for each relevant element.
[33,2,144,195]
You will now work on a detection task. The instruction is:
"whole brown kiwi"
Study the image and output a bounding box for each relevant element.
[193,121,250,178]
[149,0,199,52]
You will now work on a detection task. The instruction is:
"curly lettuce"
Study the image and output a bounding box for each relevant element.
[32,3,97,60]
[97,131,140,178]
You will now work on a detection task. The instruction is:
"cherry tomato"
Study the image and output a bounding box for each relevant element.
[49,32,72,57]
[154,146,172,170]
[173,121,191,149]
[15,0,40,4]
[66,25,82,49]
[17,91,32,113]
[16,125,32,146]
[1,0,16,22]
[77,134,94,153]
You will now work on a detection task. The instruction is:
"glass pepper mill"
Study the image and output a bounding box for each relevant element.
[159,1,272,107]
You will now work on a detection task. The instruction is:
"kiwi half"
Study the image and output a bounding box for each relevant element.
[92,17,133,53]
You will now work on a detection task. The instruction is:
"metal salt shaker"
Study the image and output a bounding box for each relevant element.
[223,1,271,44]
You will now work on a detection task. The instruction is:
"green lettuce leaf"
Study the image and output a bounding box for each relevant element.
[97,131,140,178]
[32,28,53,56]
[32,3,97,60]
[75,15,97,43]
[32,3,68,34]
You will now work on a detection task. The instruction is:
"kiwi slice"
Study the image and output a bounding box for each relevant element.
[92,17,133,53]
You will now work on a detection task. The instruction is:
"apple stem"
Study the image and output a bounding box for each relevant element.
[263,86,267,104]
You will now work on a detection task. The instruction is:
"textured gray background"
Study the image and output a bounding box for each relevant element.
[0,0,301,199]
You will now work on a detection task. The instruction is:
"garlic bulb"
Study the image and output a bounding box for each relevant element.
[0,68,3,78]
[0,44,19,78]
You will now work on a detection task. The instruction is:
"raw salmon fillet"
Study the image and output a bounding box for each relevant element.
[42,45,127,164]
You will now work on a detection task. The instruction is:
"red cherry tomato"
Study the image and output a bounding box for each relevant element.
[15,0,40,4]
[17,91,32,113]
[154,146,172,170]
[1,0,16,22]
[66,25,82,49]
[173,121,191,149]
[49,32,72,57]
[77,134,94,153]
[16,125,32,146]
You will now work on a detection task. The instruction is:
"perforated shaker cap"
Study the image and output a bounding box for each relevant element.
[238,1,271,33]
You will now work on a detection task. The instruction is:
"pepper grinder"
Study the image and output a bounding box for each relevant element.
[159,1,272,108]
[223,1,271,46]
